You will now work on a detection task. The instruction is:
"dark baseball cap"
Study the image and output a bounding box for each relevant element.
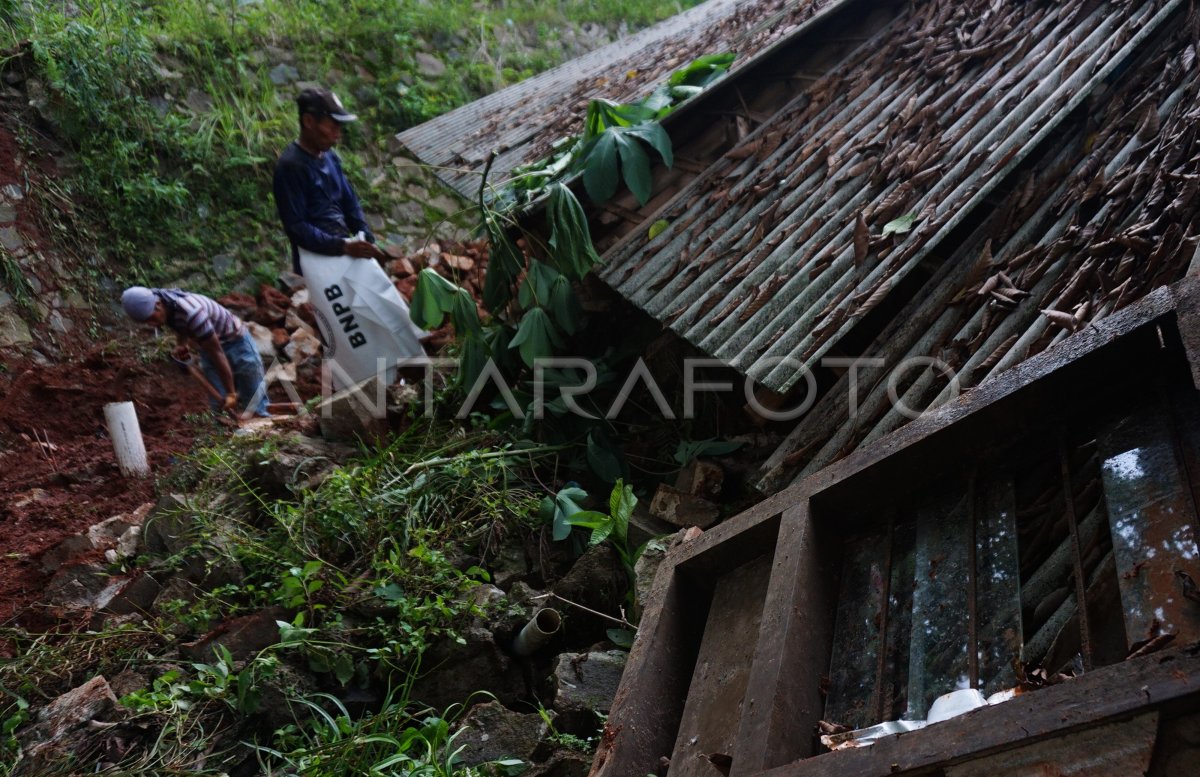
[296,87,358,123]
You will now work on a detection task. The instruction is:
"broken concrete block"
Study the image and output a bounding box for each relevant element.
[246,321,276,358]
[453,700,548,766]
[674,458,724,500]
[649,484,720,529]
[316,375,389,442]
[44,563,129,612]
[551,649,627,717]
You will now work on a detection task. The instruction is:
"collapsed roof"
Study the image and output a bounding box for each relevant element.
[400,0,1200,491]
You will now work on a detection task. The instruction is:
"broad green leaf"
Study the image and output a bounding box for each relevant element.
[673,437,746,465]
[548,184,602,277]
[483,219,525,312]
[449,290,481,336]
[333,653,355,685]
[641,85,674,115]
[625,122,674,168]
[669,84,703,100]
[648,219,670,240]
[609,479,637,539]
[458,333,488,389]
[567,509,614,546]
[548,274,581,335]
[606,627,636,649]
[615,132,652,206]
[509,307,561,367]
[552,485,590,540]
[882,212,918,237]
[587,428,625,483]
[669,52,737,87]
[410,268,458,329]
[518,261,560,308]
[582,131,620,204]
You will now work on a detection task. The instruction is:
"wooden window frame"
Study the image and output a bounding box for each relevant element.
[592,278,1200,777]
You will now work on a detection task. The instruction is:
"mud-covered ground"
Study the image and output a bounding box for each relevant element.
[0,348,213,625]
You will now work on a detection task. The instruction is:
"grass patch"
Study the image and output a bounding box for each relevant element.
[0,0,701,288]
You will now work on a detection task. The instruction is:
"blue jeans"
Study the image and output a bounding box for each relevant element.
[200,331,270,417]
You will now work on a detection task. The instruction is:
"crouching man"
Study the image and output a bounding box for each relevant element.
[121,286,270,418]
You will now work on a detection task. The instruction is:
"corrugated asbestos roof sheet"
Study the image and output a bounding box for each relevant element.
[599,0,1192,396]
[394,0,833,200]
[750,0,1200,490]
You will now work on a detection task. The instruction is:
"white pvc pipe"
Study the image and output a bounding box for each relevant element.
[104,401,149,477]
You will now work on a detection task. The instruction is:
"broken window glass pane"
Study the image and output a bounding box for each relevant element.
[975,477,1021,697]
[1099,404,1200,647]
[825,534,885,730]
[906,489,972,720]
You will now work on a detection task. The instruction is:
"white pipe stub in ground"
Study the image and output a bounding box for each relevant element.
[104,401,150,477]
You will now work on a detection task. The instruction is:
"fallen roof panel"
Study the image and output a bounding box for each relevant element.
[599,0,1184,393]
[756,1,1200,489]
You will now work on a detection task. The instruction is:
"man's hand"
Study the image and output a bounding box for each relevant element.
[344,238,386,261]
[222,392,239,412]
[172,344,191,362]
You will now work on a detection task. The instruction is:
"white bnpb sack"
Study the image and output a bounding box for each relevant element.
[299,246,427,390]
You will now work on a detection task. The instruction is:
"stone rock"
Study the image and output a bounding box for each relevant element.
[649,484,720,529]
[674,459,724,500]
[268,63,300,85]
[47,310,71,333]
[13,676,120,776]
[278,271,307,294]
[108,669,148,699]
[250,435,350,498]
[44,563,130,612]
[100,571,163,619]
[39,534,93,573]
[0,306,27,350]
[254,303,287,328]
[454,700,548,766]
[217,291,258,320]
[316,375,389,442]
[264,360,297,389]
[2,183,24,200]
[181,606,287,662]
[184,88,213,113]
[0,201,15,223]
[140,493,196,556]
[632,532,681,618]
[285,327,322,363]
[550,545,627,646]
[0,225,24,252]
[211,252,235,276]
[551,650,627,727]
[87,502,152,549]
[366,212,386,232]
[415,52,446,77]
[290,286,310,306]
[487,531,531,589]
[259,283,292,310]
[523,750,593,777]
[410,627,527,711]
[246,321,276,358]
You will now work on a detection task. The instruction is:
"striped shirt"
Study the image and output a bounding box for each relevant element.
[156,289,245,343]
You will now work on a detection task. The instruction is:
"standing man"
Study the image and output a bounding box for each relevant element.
[273,87,386,274]
[121,286,270,418]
